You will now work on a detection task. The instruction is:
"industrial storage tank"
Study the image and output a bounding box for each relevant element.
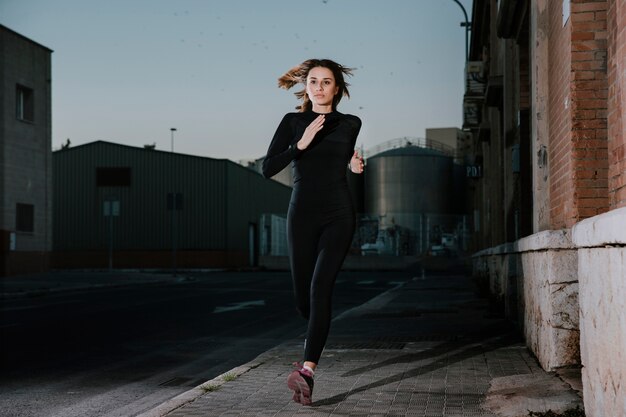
[366,145,454,214]
[362,139,464,255]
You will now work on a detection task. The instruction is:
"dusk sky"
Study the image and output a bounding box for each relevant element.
[1,0,473,161]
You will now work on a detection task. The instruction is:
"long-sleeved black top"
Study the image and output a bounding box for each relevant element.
[262,110,362,208]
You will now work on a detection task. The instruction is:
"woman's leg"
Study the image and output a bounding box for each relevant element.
[304,214,356,365]
[286,205,322,405]
[287,205,319,320]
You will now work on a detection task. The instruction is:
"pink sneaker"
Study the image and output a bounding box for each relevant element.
[287,362,314,405]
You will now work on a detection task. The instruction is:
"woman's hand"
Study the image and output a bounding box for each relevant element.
[349,150,364,174]
[296,115,325,150]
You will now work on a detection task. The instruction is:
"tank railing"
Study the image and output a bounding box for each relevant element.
[364,137,457,159]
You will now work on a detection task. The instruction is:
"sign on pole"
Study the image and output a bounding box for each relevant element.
[104,200,120,271]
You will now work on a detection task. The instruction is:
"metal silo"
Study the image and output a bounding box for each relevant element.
[363,141,458,255]
[366,146,453,214]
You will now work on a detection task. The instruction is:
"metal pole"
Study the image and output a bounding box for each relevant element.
[170,127,177,276]
[419,214,423,254]
[109,209,113,271]
[170,194,177,277]
[173,203,177,276]
[426,216,430,251]
[451,0,471,62]
[461,214,467,252]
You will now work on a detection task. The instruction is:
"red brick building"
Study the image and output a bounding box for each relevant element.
[468,1,625,416]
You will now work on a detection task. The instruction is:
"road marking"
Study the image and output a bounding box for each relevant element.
[357,280,375,285]
[1,300,81,312]
[333,281,406,321]
[213,300,265,314]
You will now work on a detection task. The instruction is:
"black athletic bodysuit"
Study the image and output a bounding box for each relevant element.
[262,109,362,364]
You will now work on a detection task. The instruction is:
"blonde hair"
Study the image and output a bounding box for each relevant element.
[278,59,354,112]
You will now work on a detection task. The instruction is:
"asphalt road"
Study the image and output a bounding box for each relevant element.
[0,270,414,417]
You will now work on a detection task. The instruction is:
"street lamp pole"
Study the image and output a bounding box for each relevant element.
[169,127,177,276]
[451,0,472,253]
[451,0,471,62]
[170,127,177,153]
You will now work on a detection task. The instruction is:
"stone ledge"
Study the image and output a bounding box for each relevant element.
[473,242,516,257]
[518,229,574,252]
[572,206,626,247]
[473,229,574,257]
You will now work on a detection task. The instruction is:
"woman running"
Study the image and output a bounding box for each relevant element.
[262,58,364,405]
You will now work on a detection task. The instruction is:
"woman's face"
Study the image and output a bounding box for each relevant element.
[306,66,339,108]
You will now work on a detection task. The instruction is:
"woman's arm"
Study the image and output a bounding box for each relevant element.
[348,117,364,174]
[262,114,302,178]
[262,114,325,178]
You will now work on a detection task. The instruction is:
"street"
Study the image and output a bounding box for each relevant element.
[0,271,414,417]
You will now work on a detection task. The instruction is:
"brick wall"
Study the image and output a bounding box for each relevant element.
[607,0,626,208]
[548,0,575,228]
[570,0,610,223]
[548,1,610,229]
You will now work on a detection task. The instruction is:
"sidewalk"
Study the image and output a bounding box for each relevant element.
[141,274,584,417]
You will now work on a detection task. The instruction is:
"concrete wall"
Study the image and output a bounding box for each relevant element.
[530,0,552,231]
[424,127,460,153]
[518,230,580,370]
[472,230,580,372]
[473,243,521,323]
[473,207,626,417]
[0,25,53,275]
[572,207,626,417]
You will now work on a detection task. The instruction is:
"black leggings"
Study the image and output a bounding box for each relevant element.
[287,203,355,364]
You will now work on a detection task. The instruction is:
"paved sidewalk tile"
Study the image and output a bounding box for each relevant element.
[160,275,580,417]
[166,337,535,416]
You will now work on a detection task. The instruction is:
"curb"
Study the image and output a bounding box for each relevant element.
[135,351,278,417]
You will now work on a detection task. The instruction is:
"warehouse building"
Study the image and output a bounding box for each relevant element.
[53,141,292,269]
[0,25,53,276]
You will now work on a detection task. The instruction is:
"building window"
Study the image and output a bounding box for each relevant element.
[16,203,35,233]
[96,167,132,187]
[16,84,34,122]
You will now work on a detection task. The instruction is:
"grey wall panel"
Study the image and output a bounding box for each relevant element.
[226,162,291,251]
[59,143,225,249]
[53,142,291,256]
[54,145,98,250]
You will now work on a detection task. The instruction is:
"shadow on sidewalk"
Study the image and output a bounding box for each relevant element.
[315,325,519,407]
